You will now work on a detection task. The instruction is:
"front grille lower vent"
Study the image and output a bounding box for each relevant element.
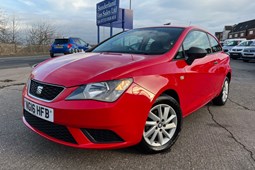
[82,129,124,143]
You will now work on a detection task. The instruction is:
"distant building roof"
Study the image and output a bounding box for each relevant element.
[224,26,233,31]
[230,19,255,33]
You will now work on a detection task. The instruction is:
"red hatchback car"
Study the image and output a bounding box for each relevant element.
[22,26,231,153]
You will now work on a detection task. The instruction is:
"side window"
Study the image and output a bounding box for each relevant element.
[79,39,87,46]
[73,38,80,45]
[208,34,222,52]
[183,31,212,55]
[175,45,185,59]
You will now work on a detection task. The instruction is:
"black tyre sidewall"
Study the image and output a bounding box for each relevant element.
[213,77,229,105]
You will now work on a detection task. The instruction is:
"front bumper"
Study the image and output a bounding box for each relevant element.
[242,53,255,60]
[229,52,242,59]
[22,83,154,149]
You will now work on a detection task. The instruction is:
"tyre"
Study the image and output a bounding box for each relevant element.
[138,95,182,154]
[212,77,229,106]
[243,59,249,62]
[50,53,54,58]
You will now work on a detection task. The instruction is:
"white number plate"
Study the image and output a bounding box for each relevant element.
[24,98,54,122]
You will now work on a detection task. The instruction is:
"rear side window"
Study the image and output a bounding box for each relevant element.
[183,31,212,54]
[54,39,69,44]
[74,38,81,44]
[208,34,222,52]
[79,39,88,46]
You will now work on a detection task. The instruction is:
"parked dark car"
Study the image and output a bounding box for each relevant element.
[50,37,91,57]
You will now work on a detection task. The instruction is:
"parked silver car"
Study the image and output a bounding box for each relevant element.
[242,41,255,62]
[222,39,245,55]
[229,40,255,59]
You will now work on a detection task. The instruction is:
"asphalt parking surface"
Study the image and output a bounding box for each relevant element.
[0,55,50,70]
[0,58,255,169]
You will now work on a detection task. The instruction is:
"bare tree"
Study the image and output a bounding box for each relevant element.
[0,9,9,43]
[9,15,21,53]
[26,21,56,46]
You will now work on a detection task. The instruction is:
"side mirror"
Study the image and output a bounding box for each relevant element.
[186,47,207,65]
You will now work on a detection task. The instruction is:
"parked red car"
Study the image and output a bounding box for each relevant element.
[22,26,231,153]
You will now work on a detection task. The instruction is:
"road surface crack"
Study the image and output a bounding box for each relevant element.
[207,105,255,164]
[229,98,255,112]
[0,79,14,83]
[0,83,25,90]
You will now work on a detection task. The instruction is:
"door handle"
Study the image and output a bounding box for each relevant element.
[214,61,218,65]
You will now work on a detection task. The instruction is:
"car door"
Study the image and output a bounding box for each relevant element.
[175,30,217,114]
[207,34,226,93]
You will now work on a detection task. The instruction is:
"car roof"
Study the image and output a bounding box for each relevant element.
[133,26,212,36]
[55,37,80,39]
[225,38,246,41]
[136,25,198,30]
[241,40,255,42]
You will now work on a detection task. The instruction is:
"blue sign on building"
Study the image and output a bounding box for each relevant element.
[96,0,120,26]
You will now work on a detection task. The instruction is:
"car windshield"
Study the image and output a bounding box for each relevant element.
[250,42,255,46]
[224,40,240,46]
[54,39,69,44]
[238,41,253,46]
[92,27,184,55]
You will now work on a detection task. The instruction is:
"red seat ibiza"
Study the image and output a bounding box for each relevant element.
[22,26,231,153]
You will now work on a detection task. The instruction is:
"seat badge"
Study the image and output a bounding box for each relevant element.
[36,86,44,95]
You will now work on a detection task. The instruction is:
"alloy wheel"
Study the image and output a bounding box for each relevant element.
[222,80,229,102]
[143,104,177,147]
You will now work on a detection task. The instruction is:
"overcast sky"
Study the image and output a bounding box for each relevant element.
[1,0,255,44]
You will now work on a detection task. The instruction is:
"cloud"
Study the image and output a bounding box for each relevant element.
[18,0,35,6]
[2,0,255,44]
[45,0,95,11]
[130,0,255,33]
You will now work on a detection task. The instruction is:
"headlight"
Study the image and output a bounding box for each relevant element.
[66,78,133,102]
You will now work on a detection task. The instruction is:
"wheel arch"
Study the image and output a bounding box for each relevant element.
[227,72,231,82]
[161,89,180,105]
